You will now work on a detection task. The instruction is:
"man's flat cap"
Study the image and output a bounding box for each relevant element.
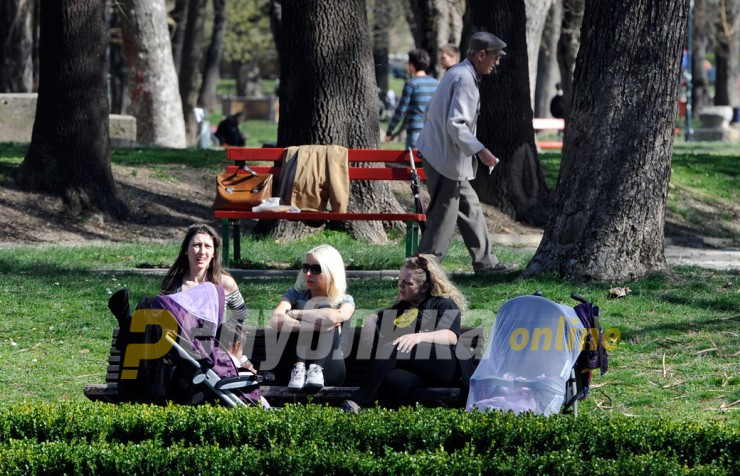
[468,32,507,56]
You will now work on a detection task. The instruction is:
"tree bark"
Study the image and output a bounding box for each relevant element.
[16,0,126,218]
[535,0,562,118]
[556,0,584,120]
[198,0,227,112]
[260,0,403,242]
[178,0,208,143]
[524,0,689,282]
[373,0,393,102]
[690,0,714,113]
[713,0,740,106]
[524,0,554,109]
[405,0,464,77]
[463,0,550,226]
[120,0,187,147]
[170,0,188,74]
[0,0,36,92]
[108,5,128,115]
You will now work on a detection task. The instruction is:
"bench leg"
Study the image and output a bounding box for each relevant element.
[405,221,420,257]
[221,218,230,267]
[233,221,241,263]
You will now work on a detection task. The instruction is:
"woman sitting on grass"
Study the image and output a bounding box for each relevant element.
[161,223,248,327]
[342,254,471,413]
[271,244,355,390]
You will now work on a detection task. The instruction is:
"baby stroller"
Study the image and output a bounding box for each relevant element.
[108,282,261,407]
[466,293,607,416]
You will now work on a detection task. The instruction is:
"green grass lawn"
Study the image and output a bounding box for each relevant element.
[0,142,737,426]
[0,232,738,423]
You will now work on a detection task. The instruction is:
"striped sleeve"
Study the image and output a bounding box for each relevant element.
[225,289,248,324]
[386,80,414,136]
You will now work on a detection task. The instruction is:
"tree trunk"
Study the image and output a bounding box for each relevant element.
[556,0,584,120]
[373,0,393,102]
[120,0,187,147]
[260,0,403,243]
[16,0,126,218]
[690,0,713,113]
[170,0,188,74]
[463,0,550,226]
[108,5,128,114]
[524,0,554,109]
[198,0,227,112]
[405,0,464,77]
[535,0,562,118]
[713,0,740,106]
[524,0,689,282]
[0,0,36,92]
[178,0,208,143]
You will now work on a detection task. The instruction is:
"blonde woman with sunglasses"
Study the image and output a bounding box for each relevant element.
[270,244,355,389]
[342,253,471,413]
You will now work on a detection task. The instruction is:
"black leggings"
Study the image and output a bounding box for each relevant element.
[352,341,457,407]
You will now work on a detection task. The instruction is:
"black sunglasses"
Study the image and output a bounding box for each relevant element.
[301,263,322,274]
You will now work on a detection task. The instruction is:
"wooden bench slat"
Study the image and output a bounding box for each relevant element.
[225,165,426,181]
[532,118,565,130]
[227,147,422,164]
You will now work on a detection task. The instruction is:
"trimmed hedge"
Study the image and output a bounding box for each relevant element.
[0,403,737,475]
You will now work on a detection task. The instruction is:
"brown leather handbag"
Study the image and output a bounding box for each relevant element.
[212,167,273,211]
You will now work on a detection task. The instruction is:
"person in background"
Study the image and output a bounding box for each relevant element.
[215,111,247,146]
[549,82,565,119]
[161,223,247,324]
[439,43,460,71]
[415,32,514,274]
[385,49,439,149]
[341,254,472,413]
[270,244,355,390]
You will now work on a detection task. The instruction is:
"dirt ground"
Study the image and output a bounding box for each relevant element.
[0,163,540,246]
[2,161,736,252]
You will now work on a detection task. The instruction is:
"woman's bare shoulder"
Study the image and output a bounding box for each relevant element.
[220,274,239,294]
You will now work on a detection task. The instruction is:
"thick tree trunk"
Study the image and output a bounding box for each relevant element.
[373,0,392,102]
[524,0,689,282]
[198,0,227,112]
[463,0,550,226]
[121,0,187,147]
[406,0,464,77]
[535,0,562,118]
[261,0,403,243]
[16,0,126,218]
[170,0,188,74]
[0,0,36,92]
[713,0,740,106]
[690,0,713,113]
[108,5,128,115]
[178,0,207,143]
[524,0,555,109]
[556,0,584,120]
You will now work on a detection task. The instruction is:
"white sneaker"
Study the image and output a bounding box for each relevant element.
[305,364,325,388]
[288,363,306,389]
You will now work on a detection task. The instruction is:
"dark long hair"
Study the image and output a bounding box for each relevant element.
[160,223,229,294]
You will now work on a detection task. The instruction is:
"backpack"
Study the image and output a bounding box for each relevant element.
[571,295,608,400]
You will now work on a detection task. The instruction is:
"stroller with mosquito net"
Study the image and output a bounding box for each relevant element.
[466,293,607,416]
[108,282,261,407]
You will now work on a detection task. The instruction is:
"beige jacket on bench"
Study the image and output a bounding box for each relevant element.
[278,145,350,212]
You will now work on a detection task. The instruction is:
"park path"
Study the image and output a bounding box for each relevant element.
[489,233,740,271]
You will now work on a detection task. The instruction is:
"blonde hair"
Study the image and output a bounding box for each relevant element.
[403,254,467,314]
[294,244,348,305]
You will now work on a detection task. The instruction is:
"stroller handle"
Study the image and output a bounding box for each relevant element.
[570,293,588,304]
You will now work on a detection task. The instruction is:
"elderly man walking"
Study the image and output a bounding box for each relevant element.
[416,31,513,274]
